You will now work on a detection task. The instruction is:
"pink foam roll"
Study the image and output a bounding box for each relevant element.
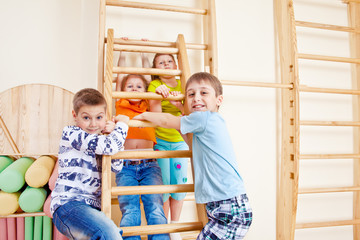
[16,217,24,240]
[53,225,68,240]
[7,218,16,240]
[0,218,7,240]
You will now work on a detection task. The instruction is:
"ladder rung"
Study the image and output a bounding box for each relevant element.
[112,150,192,159]
[114,45,179,54]
[111,193,195,205]
[128,120,156,128]
[121,222,203,236]
[298,53,360,64]
[299,85,360,95]
[295,20,359,33]
[112,184,194,196]
[343,0,360,4]
[113,66,181,76]
[300,154,360,159]
[296,219,360,229]
[112,38,207,50]
[112,91,184,101]
[300,120,360,126]
[299,186,360,194]
[221,80,292,89]
[106,0,207,15]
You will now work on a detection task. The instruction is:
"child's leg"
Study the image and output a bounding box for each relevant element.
[168,141,189,222]
[53,201,122,240]
[140,161,169,240]
[116,166,142,240]
[196,194,252,240]
[154,140,171,217]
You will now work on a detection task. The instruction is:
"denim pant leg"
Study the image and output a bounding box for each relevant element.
[116,166,142,240]
[140,162,169,240]
[53,201,122,240]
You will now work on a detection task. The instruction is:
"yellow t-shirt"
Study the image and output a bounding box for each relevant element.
[148,79,184,142]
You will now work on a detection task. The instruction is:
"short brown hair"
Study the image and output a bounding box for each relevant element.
[121,74,148,91]
[151,53,177,81]
[72,88,107,114]
[185,72,223,96]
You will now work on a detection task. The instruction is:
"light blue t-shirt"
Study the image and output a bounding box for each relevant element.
[180,111,246,203]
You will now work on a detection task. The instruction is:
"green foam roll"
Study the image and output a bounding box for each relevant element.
[0,157,34,193]
[0,155,14,173]
[25,217,34,240]
[34,216,42,240]
[43,216,52,240]
[19,187,47,213]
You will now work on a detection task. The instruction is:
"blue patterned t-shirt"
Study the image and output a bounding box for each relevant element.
[50,122,128,214]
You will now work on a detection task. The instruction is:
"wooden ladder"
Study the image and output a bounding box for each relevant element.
[101,28,206,238]
[275,0,360,239]
[97,0,218,92]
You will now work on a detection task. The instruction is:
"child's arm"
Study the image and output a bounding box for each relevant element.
[140,38,152,83]
[115,37,129,91]
[133,112,180,130]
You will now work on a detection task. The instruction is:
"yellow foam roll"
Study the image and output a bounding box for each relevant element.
[0,191,20,216]
[25,156,56,188]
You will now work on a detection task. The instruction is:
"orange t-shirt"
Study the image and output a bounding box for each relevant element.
[115,99,156,144]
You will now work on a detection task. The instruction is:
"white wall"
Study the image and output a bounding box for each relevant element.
[0,0,355,239]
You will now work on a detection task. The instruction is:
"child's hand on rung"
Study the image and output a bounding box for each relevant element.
[102,118,116,134]
[114,114,130,125]
[156,84,171,98]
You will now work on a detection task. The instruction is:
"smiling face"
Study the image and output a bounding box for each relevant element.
[72,104,107,134]
[185,79,223,113]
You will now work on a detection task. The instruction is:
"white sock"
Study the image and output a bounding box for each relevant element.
[170,221,182,240]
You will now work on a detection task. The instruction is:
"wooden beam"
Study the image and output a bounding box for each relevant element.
[296,219,360,229]
[106,0,207,15]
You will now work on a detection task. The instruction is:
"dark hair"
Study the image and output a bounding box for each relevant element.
[151,53,177,81]
[185,72,223,96]
[121,74,148,91]
[73,88,107,114]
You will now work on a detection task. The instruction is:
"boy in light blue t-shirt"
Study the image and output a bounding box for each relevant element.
[134,72,252,240]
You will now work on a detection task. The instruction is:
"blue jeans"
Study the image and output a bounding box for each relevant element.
[154,138,189,202]
[53,200,122,240]
[116,160,169,240]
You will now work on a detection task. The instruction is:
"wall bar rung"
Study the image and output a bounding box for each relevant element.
[300,120,360,126]
[114,45,179,54]
[112,38,207,50]
[112,184,194,196]
[299,186,360,194]
[299,86,360,95]
[295,20,359,33]
[121,222,203,237]
[298,53,360,64]
[112,91,184,101]
[106,0,207,15]
[300,154,360,159]
[296,219,360,229]
[221,80,292,89]
[113,66,181,76]
[343,0,360,4]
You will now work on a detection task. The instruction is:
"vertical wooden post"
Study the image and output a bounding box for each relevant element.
[202,0,218,76]
[98,0,106,93]
[274,1,300,240]
[101,28,114,218]
[348,2,360,239]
